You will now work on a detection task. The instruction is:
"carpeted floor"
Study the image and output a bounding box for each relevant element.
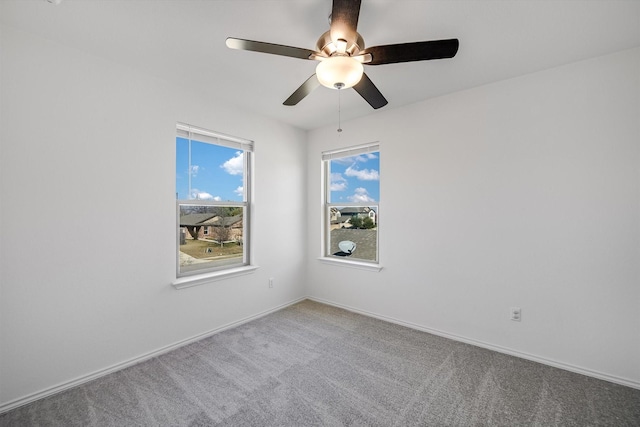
[1,299,639,426]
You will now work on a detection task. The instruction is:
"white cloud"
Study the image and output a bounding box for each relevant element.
[347,187,375,202]
[190,189,220,201]
[221,152,244,175]
[234,186,243,196]
[195,192,215,200]
[345,165,379,181]
[190,165,200,177]
[330,173,348,191]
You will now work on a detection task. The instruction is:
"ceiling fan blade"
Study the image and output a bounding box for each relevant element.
[226,37,316,60]
[353,73,388,109]
[363,39,459,65]
[330,0,361,44]
[283,75,321,106]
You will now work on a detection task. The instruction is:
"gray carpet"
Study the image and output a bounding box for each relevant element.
[1,300,639,426]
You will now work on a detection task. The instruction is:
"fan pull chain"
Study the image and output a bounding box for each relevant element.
[336,83,344,133]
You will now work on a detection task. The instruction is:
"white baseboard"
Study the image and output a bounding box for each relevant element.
[307,296,640,391]
[0,296,307,415]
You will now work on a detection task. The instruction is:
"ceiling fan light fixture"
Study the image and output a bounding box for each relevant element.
[226,0,457,108]
[316,56,363,90]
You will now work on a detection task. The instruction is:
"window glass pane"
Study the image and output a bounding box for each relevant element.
[325,148,379,263]
[176,137,245,201]
[328,205,378,262]
[176,124,251,278]
[179,204,245,274]
[328,152,379,203]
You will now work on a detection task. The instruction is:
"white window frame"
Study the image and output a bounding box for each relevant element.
[320,143,382,272]
[172,123,257,289]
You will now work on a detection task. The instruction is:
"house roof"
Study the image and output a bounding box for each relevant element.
[216,215,243,227]
[340,207,373,214]
[331,217,350,225]
[180,214,242,227]
[179,214,218,227]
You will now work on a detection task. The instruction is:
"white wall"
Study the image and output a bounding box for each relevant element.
[306,48,640,387]
[0,25,307,407]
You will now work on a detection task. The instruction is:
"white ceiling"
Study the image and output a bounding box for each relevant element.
[2,0,639,131]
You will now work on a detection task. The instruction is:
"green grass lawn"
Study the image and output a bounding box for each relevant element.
[180,239,243,259]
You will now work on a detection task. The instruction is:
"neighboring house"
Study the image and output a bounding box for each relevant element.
[329,207,348,230]
[179,214,243,242]
[179,213,218,240]
[337,207,377,225]
[328,207,377,230]
[212,215,244,242]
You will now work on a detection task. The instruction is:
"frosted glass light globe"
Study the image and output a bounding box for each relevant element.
[316,56,364,89]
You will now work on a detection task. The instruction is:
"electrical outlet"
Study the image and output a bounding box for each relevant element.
[268,278,274,288]
[510,307,521,322]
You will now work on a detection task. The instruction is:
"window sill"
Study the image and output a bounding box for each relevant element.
[172,265,259,289]
[317,257,383,272]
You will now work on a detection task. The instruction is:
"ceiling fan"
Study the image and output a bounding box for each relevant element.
[226,0,459,109]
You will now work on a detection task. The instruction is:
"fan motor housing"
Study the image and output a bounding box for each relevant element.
[316,30,365,57]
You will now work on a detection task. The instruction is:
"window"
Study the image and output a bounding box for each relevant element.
[323,143,380,265]
[176,123,253,278]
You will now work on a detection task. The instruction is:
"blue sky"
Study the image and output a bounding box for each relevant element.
[177,138,378,204]
[176,137,244,201]
[329,152,380,204]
